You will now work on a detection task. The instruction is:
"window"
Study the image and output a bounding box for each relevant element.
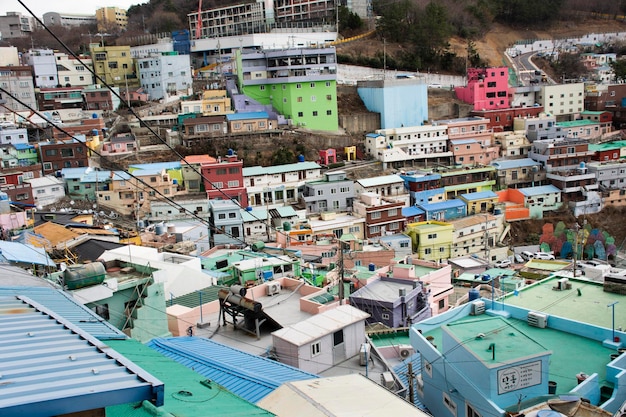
[218,213,226,219]
[428,233,437,239]
[439,299,445,309]
[45,149,57,156]
[213,182,223,189]
[425,248,432,255]
[333,330,344,346]
[296,83,302,89]
[326,110,332,115]
[310,83,315,88]
[311,342,321,357]
[326,94,332,100]
[298,112,303,117]
[381,312,390,320]
[312,111,318,116]
[467,404,481,417]
[311,95,316,102]
[371,211,381,219]
[297,96,303,102]
[443,392,457,416]
[229,212,237,218]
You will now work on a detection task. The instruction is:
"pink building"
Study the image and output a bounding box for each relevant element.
[201,150,248,207]
[454,66,511,111]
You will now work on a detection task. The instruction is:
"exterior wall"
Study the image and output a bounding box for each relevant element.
[54,53,93,87]
[227,116,270,132]
[536,83,585,119]
[0,128,28,145]
[0,183,34,205]
[237,48,338,131]
[90,45,136,88]
[137,53,192,100]
[454,66,510,110]
[82,86,116,111]
[244,162,322,207]
[365,124,452,169]
[491,161,545,190]
[150,199,209,221]
[40,141,89,175]
[209,200,244,247]
[406,221,454,262]
[493,131,531,158]
[29,177,65,207]
[201,155,248,207]
[470,106,544,132]
[99,171,177,217]
[588,160,626,190]
[352,195,405,238]
[43,12,97,27]
[0,12,35,39]
[302,178,355,214]
[357,79,428,129]
[529,139,594,172]
[23,49,58,88]
[0,47,19,66]
[96,7,128,31]
[0,66,37,112]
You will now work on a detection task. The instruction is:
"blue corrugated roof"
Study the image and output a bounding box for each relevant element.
[226,112,269,121]
[0,295,163,416]
[393,353,426,410]
[146,337,318,403]
[0,241,54,266]
[13,143,34,150]
[459,190,498,201]
[418,199,465,211]
[449,139,477,145]
[491,158,540,170]
[518,185,561,197]
[0,286,126,340]
[402,206,425,217]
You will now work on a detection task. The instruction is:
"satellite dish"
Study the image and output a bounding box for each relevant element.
[59,262,67,272]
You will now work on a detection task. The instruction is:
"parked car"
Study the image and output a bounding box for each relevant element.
[514,254,525,264]
[520,251,535,261]
[534,252,555,260]
[494,259,512,268]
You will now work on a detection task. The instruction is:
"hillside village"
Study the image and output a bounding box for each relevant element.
[2,2,626,417]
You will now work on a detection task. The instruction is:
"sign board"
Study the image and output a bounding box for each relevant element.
[497,360,542,394]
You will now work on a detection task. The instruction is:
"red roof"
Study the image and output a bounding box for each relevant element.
[182,154,217,165]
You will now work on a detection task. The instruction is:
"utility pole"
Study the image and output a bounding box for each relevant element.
[339,240,345,305]
[407,362,415,403]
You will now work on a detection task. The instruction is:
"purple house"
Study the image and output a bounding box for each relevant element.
[349,275,431,328]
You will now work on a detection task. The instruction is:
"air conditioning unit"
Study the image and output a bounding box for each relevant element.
[266,281,281,296]
[528,311,548,328]
[471,300,486,316]
[558,278,571,291]
[381,371,395,389]
[399,345,414,359]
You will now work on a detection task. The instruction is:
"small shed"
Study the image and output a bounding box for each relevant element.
[271,305,370,374]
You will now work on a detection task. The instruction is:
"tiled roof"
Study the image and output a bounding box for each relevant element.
[243,161,321,176]
[418,199,466,211]
[226,111,269,121]
[146,337,318,403]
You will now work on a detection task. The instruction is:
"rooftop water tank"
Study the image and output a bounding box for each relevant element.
[227,148,234,156]
[91,129,98,136]
[167,223,176,234]
[155,223,165,235]
[283,221,291,231]
[245,206,253,211]
[368,263,376,271]
[92,113,98,119]
[468,288,480,301]
[252,241,265,252]
[64,262,106,290]
[297,154,305,162]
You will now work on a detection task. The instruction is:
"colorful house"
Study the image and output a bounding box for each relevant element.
[417,199,466,221]
[497,185,562,220]
[226,111,272,133]
[405,220,454,261]
[454,66,511,111]
[458,190,499,214]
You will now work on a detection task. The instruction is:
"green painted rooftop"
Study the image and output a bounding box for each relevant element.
[413,264,438,276]
[525,259,570,271]
[588,140,626,151]
[106,339,275,416]
[503,277,626,330]
[423,314,614,395]
[369,329,411,348]
[557,119,599,127]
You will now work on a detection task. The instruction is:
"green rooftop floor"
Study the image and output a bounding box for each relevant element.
[503,277,626,330]
[423,315,614,395]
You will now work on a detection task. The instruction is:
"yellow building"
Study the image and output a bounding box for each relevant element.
[180,90,233,116]
[96,7,128,31]
[405,221,453,262]
[90,44,137,87]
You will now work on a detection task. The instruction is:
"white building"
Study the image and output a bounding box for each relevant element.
[354,174,409,205]
[587,159,626,190]
[22,49,58,88]
[0,66,37,113]
[0,126,28,145]
[365,124,452,169]
[0,47,19,66]
[137,53,192,100]
[27,176,65,207]
[0,12,36,39]
[535,83,585,120]
[43,12,96,28]
[55,52,94,87]
[131,38,174,59]
[243,161,323,208]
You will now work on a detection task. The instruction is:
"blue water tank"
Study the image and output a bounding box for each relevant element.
[298,154,305,162]
[155,223,165,235]
[91,129,98,136]
[262,270,273,281]
[494,208,502,215]
[579,161,586,169]
[227,148,234,156]
[92,113,98,119]
[245,206,253,211]
[368,263,376,271]
[468,288,480,301]
[172,179,178,185]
